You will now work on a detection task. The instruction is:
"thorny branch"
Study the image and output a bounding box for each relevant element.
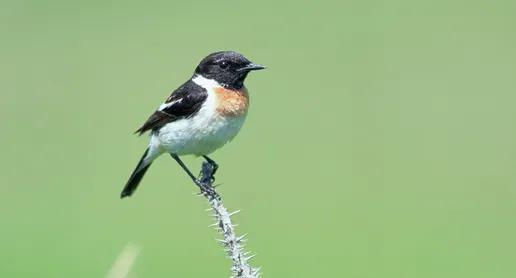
[198,162,261,278]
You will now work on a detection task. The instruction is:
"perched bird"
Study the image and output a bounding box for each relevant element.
[121,51,266,199]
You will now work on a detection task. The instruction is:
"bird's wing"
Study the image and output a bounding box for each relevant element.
[134,80,208,135]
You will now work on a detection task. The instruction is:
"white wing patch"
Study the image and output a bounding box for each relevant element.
[158,98,182,111]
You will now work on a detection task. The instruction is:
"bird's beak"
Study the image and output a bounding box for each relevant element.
[239,63,267,72]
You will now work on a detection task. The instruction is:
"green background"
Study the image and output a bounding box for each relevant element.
[1,0,515,277]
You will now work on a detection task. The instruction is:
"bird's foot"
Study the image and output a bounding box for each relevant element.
[198,172,216,184]
[198,161,217,184]
[202,155,219,177]
[195,161,220,200]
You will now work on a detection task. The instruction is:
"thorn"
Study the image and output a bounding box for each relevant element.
[228,209,241,217]
[245,254,257,261]
[243,251,251,256]
[205,207,214,212]
[215,239,228,244]
[236,233,248,242]
[208,222,220,227]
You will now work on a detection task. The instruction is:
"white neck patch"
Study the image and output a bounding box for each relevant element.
[192,75,223,88]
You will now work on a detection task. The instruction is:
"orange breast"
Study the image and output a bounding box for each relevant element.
[213,86,250,117]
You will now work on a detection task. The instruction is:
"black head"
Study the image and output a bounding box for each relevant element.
[194,51,266,89]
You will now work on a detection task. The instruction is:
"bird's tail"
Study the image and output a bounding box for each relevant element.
[121,147,160,199]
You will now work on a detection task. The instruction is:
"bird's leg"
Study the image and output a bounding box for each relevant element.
[202,155,219,174]
[202,155,219,182]
[170,154,220,200]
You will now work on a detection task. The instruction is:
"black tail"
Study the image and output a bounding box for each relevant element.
[121,148,153,199]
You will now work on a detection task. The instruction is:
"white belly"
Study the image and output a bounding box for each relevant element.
[153,84,247,156]
[155,113,246,156]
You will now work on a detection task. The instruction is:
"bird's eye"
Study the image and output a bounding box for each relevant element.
[218,61,229,69]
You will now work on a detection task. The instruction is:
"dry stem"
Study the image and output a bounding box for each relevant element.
[199,162,261,278]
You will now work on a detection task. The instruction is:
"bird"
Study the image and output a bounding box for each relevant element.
[120,51,266,199]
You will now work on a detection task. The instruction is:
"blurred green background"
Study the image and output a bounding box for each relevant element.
[1,0,515,277]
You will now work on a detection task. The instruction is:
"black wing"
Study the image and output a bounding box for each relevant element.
[134,79,208,135]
